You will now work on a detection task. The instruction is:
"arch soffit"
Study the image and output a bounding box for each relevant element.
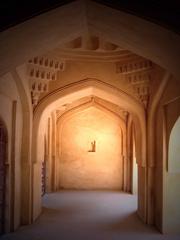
[56,100,127,134]
[34,79,145,125]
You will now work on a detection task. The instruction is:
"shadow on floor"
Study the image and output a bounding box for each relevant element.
[1,192,180,240]
[100,211,157,234]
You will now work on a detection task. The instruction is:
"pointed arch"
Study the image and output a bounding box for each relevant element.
[31,78,147,222]
[33,79,146,166]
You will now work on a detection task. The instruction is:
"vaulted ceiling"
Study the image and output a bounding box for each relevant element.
[1,0,180,34]
[27,31,155,109]
[0,0,180,79]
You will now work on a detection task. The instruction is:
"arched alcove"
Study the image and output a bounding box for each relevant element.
[57,105,124,190]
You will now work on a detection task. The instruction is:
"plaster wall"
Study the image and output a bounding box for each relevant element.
[59,107,123,190]
[32,162,42,221]
[16,65,33,107]
[12,65,33,225]
[132,143,138,195]
[50,61,133,95]
[163,101,180,234]
[168,117,180,173]
[155,76,180,233]
[163,173,180,233]
[47,61,163,104]
[0,73,22,231]
[33,112,49,221]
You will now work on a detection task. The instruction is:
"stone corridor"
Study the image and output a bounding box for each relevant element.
[1,191,179,240]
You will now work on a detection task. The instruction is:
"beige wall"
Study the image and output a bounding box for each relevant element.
[0,73,23,231]
[33,111,49,221]
[59,106,123,190]
[155,76,180,233]
[168,117,180,173]
[163,110,180,233]
[132,138,138,195]
[164,173,180,233]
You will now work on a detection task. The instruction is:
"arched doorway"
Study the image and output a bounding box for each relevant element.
[0,120,7,235]
[31,79,146,222]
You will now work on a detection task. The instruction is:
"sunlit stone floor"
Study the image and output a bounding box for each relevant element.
[1,191,180,240]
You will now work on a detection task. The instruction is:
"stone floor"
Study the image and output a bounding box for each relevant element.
[1,191,180,240]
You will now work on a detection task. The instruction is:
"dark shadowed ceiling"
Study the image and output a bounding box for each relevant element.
[0,0,180,34]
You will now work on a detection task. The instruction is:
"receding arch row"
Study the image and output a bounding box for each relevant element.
[33,79,146,167]
[31,78,147,223]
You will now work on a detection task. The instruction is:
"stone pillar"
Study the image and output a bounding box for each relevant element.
[147,167,155,224]
[125,115,133,193]
[10,101,17,231]
[46,117,52,192]
[137,165,147,222]
[51,112,57,192]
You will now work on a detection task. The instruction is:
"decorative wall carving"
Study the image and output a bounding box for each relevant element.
[116,59,152,74]
[116,59,153,107]
[27,57,65,107]
[127,71,151,107]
